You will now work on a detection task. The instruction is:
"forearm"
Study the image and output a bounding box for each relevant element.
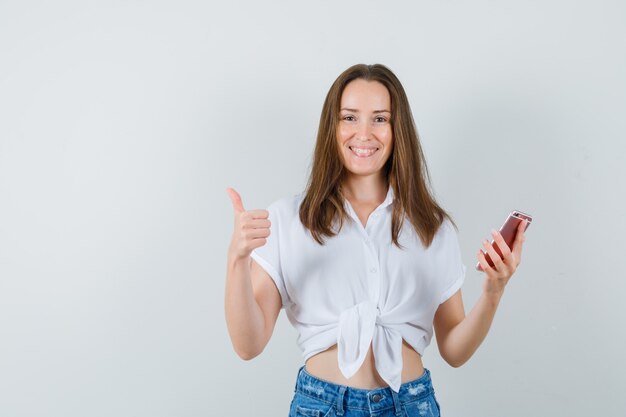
[441,291,502,367]
[224,255,267,360]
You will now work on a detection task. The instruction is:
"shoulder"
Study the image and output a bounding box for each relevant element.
[438,217,458,236]
[430,217,460,251]
[266,191,304,221]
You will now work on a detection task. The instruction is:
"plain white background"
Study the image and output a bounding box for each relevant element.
[1,0,625,416]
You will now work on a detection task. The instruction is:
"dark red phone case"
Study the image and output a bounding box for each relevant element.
[477,211,532,271]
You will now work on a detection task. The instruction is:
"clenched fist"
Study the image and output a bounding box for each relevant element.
[226,187,272,261]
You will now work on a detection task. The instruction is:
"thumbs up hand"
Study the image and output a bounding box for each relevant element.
[226,187,271,261]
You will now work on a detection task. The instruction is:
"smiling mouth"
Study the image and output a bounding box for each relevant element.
[349,146,379,158]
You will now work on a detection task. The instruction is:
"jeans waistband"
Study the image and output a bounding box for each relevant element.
[294,365,435,413]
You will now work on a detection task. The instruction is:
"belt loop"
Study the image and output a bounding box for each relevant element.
[391,388,402,416]
[335,385,347,416]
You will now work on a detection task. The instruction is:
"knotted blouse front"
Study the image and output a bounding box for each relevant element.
[250,186,466,393]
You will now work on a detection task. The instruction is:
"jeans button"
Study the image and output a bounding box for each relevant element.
[371,393,382,403]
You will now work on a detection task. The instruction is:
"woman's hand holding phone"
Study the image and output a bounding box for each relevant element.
[476,212,530,299]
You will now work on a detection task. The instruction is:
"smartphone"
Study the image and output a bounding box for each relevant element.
[476,210,533,271]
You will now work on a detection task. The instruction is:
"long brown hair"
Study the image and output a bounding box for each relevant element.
[299,63,455,249]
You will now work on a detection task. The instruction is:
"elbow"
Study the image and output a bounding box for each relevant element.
[227,327,268,361]
[443,354,469,368]
[440,349,469,368]
[234,343,265,361]
[446,358,464,368]
[236,348,260,361]
[238,352,257,361]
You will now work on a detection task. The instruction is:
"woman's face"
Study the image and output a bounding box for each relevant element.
[336,79,393,180]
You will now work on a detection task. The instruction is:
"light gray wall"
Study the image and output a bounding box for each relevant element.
[1,1,624,416]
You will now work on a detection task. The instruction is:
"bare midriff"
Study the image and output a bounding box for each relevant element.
[304,339,425,389]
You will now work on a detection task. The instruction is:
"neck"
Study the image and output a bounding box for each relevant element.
[341,175,388,204]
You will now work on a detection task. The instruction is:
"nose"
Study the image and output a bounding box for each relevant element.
[355,119,372,140]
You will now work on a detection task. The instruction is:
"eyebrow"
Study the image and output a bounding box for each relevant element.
[340,108,391,113]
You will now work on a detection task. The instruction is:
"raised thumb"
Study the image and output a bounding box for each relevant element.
[226,187,245,213]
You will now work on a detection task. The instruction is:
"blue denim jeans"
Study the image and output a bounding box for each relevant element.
[289,365,441,417]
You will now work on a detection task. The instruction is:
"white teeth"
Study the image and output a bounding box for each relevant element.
[350,147,377,156]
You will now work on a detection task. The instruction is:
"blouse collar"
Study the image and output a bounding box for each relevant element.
[342,185,395,213]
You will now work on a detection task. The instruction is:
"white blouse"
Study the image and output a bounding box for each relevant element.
[250,186,466,393]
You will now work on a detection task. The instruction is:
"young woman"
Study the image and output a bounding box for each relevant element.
[225,64,527,417]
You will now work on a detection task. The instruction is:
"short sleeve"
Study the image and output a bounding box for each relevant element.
[249,201,290,309]
[437,219,467,305]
